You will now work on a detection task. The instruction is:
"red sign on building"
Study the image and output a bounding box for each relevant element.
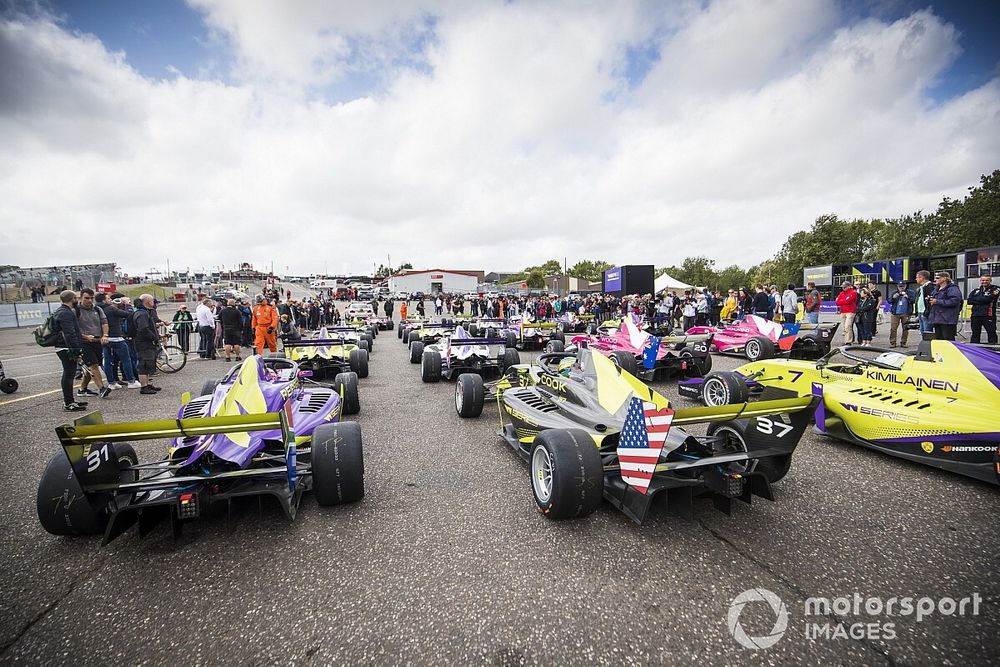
[96,282,117,293]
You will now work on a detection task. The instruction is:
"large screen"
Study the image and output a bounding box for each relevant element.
[603,266,622,292]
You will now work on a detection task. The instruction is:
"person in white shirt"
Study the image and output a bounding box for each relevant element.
[195,298,217,359]
[781,284,799,324]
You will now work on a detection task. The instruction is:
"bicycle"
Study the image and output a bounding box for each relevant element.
[156,331,187,373]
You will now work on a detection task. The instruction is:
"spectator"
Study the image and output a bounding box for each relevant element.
[172,304,194,352]
[52,290,87,411]
[97,293,139,388]
[967,275,999,344]
[219,298,244,362]
[835,281,858,344]
[132,294,162,394]
[75,288,112,399]
[867,281,883,337]
[781,283,798,324]
[856,288,877,346]
[751,285,770,319]
[913,270,933,337]
[804,282,821,325]
[278,313,300,343]
[886,281,915,348]
[196,297,217,360]
[928,271,963,341]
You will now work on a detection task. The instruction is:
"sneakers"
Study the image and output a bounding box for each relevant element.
[99,386,113,399]
[64,402,87,411]
[77,388,99,397]
[147,385,162,392]
[127,381,142,389]
[139,386,157,395]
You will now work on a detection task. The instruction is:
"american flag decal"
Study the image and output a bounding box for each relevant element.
[616,397,673,494]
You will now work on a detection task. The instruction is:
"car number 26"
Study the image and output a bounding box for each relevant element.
[756,417,793,438]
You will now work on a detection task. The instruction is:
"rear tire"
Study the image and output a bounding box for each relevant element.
[609,350,638,376]
[552,330,565,344]
[397,322,404,339]
[334,372,361,415]
[357,339,370,353]
[36,443,138,536]
[409,341,424,364]
[0,377,17,393]
[455,373,484,417]
[421,350,442,382]
[530,429,603,520]
[348,349,369,378]
[199,379,221,398]
[310,422,364,505]
[501,348,520,371]
[700,371,749,406]
[745,336,775,362]
[469,324,480,338]
[544,340,565,353]
[707,421,791,482]
[504,331,517,348]
[407,331,420,345]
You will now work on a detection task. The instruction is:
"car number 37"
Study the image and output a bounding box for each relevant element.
[756,417,793,438]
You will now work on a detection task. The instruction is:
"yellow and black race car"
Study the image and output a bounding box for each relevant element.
[455,348,816,523]
[678,340,1000,484]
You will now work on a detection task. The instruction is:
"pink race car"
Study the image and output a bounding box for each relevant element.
[565,319,713,381]
[686,315,838,361]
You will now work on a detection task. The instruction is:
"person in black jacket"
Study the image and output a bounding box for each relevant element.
[967,275,999,344]
[132,294,161,395]
[52,290,87,410]
[218,299,244,362]
[751,285,770,318]
[855,289,878,346]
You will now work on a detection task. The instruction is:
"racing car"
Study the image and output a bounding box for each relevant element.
[687,315,837,361]
[454,347,816,522]
[567,318,714,381]
[678,340,1000,485]
[279,326,370,379]
[554,311,597,334]
[414,326,520,382]
[507,315,565,350]
[0,356,17,393]
[405,319,465,350]
[467,318,518,347]
[36,355,364,543]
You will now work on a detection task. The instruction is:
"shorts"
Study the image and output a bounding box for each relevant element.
[135,343,157,375]
[81,341,102,366]
[223,328,242,345]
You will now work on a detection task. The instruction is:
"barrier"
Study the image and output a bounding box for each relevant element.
[0,302,55,329]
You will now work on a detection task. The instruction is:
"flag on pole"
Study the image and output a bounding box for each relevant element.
[616,397,674,494]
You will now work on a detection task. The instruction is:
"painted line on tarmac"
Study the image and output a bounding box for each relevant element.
[2,352,57,362]
[8,371,62,379]
[0,388,61,405]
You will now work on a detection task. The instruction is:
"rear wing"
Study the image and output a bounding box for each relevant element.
[670,396,813,425]
[661,333,713,345]
[285,338,353,347]
[448,337,508,346]
[521,321,558,329]
[55,411,292,494]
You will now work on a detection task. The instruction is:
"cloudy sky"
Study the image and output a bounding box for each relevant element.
[1,0,999,278]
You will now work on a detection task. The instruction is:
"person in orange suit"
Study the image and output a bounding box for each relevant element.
[400,301,408,320]
[251,296,279,354]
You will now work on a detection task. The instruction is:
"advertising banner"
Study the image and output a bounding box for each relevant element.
[604,266,623,292]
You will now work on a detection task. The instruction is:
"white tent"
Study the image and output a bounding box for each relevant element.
[654,273,693,292]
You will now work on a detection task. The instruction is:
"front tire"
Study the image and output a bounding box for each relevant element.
[544,339,565,353]
[700,371,749,406]
[456,373,484,417]
[609,350,638,376]
[334,372,361,415]
[501,348,520,372]
[409,341,424,364]
[744,336,775,362]
[348,349,369,378]
[0,377,17,393]
[530,429,603,520]
[310,422,364,505]
[421,350,442,382]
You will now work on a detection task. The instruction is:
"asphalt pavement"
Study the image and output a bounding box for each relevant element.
[0,308,996,666]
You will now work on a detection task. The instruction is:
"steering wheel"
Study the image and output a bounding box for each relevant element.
[832,345,902,370]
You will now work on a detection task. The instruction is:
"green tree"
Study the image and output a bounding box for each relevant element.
[716,264,751,291]
[932,169,1000,253]
[526,269,545,288]
[569,260,613,281]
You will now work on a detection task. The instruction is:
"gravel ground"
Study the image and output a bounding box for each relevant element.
[0,308,996,666]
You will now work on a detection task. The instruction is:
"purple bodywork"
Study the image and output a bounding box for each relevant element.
[174,356,341,468]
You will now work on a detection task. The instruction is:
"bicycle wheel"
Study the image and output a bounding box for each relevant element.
[156,345,187,373]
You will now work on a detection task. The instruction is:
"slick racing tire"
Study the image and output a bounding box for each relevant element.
[407,331,420,346]
[358,339,370,353]
[706,421,791,482]
[552,330,565,344]
[1,377,18,393]
[409,341,424,364]
[334,371,361,415]
[744,336,775,362]
[364,332,375,349]
[349,349,369,378]
[469,324,480,338]
[199,379,221,398]
[501,348,520,372]
[455,373,484,418]
[530,429,603,520]
[397,322,405,339]
[504,331,517,348]
[700,372,749,407]
[544,339,565,353]
[422,350,442,383]
[311,422,364,505]
[36,443,138,536]
[609,350,638,376]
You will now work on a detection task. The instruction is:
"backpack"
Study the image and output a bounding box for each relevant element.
[34,313,62,347]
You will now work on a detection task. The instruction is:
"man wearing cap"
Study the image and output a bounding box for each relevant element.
[834,281,858,344]
[967,275,999,344]
[928,271,963,341]
[886,281,915,347]
[913,270,933,336]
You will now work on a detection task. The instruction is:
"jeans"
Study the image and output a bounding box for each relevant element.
[917,314,933,334]
[805,311,819,325]
[56,349,77,405]
[199,325,216,358]
[783,313,796,324]
[102,340,136,383]
[857,319,872,342]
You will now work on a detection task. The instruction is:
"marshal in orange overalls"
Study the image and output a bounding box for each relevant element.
[252,303,279,354]
[400,302,408,319]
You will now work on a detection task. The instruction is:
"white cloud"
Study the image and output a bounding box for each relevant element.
[1,1,998,277]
